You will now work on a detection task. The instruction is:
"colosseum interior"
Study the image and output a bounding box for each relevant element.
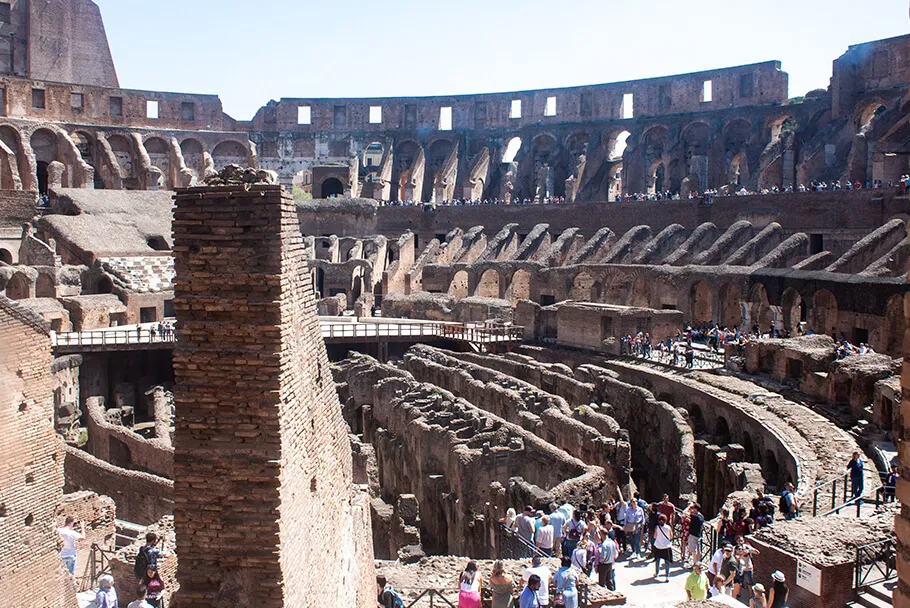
[3,2,910,608]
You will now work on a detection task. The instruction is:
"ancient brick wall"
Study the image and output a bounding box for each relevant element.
[171,184,374,608]
[0,295,77,607]
[56,490,117,579]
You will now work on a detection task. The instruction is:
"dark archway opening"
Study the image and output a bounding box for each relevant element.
[321,177,344,198]
[96,276,113,294]
[36,161,49,195]
[715,416,731,446]
[0,248,11,264]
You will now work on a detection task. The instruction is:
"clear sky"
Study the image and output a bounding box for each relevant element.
[95,0,905,121]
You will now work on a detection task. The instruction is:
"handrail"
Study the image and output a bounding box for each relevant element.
[855,536,896,591]
[810,467,883,517]
[498,523,547,559]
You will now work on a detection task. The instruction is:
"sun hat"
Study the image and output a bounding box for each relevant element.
[772,571,786,582]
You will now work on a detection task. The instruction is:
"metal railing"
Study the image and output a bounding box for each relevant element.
[498,523,547,559]
[79,542,115,592]
[670,514,719,564]
[855,537,896,591]
[619,345,725,370]
[810,469,889,517]
[53,321,524,349]
[396,583,591,608]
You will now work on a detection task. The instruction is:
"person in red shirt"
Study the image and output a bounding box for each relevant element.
[657,494,676,528]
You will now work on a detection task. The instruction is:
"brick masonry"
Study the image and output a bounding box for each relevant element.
[170,184,374,607]
[0,295,77,607]
[896,223,910,608]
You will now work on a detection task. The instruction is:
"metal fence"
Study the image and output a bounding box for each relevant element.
[855,537,896,590]
[498,523,548,559]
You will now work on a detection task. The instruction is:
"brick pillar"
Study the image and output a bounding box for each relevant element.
[172,184,374,608]
[897,225,910,607]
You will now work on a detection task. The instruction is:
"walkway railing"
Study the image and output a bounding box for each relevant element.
[52,320,524,350]
[396,583,591,607]
[855,537,896,590]
[498,523,547,559]
[810,469,890,517]
[79,542,115,592]
[620,346,725,371]
[670,510,718,565]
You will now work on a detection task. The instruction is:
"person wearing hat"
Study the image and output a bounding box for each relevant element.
[768,571,788,608]
[684,562,709,600]
[750,583,768,608]
[139,564,165,608]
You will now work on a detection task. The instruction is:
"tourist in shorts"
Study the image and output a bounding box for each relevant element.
[686,503,705,566]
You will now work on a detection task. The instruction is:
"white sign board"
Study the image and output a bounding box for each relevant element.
[796,560,822,595]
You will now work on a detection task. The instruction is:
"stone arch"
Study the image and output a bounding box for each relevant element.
[35,273,55,298]
[394,140,423,201]
[449,270,469,299]
[475,268,500,298]
[688,404,706,434]
[569,271,596,301]
[71,131,105,189]
[31,128,59,194]
[180,138,206,181]
[714,416,731,446]
[506,269,531,303]
[95,275,113,294]
[362,142,384,170]
[107,134,135,180]
[854,99,887,132]
[681,121,711,191]
[321,177,344,198]
[882,295,905,355]
[0,125,28,189]
[647,159,666,194]
[763,450,781,491]
[719,283,743,329]
[423,139,455,201]
[502,137,522,163]
[811,289,839,337]
[689,281,713,325]
[748,283,772,332]
[0,248,11,264]
[211,140,250,170]
[6,272,30,299]
[741,431,756,463]
[144,137,170,189]
[781,287,804,334]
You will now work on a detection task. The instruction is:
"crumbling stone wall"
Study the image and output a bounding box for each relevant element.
[171,183,374,608]
[0,295,77,608]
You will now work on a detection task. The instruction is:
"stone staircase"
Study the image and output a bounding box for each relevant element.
[850,579,895,607]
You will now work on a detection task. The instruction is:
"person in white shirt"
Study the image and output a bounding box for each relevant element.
[522,556,552,606]
[57,516,85,575]
[127,585,152,608]
[708,544,731,579]
[652,514,674,581]
[535,515,555,556]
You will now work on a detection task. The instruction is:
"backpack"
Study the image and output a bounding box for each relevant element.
[384,585,405,608]
[134,546,151,580]
[778,492,790,515]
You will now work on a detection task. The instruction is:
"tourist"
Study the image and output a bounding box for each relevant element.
[548,503,567,557]
[516,506,537,548]
[57,516,85,575]
[95,575,119,608]
[719,545,739,593]
[563,509,584,556]
[686,503,705,566]
[750,583,768,608]
[553,556,579,608]
[377,575,404,608]
[847,450,865,499]
[134,533,163,580]
[780,483,799,519]
[570,537,588,573]
[684,563,709,600]
[618,490,644,557]
[646,503,660,552]
[458,561,482,608]
[489,560,517,608]
[885,464,898,502]
[707,543,728,580]
[657,494,676,528]
[735,535,760,600]
[595,532,618,590]
[535,515,555,556]
[519,575,542,608]
[709,574,726,598]
[768,571,789,608]
[127,585,152,608]
[652,514,673,582]
[522,556,551,607]
[502,507,518,531]
[716,508,735,546]
[139,565,165,608]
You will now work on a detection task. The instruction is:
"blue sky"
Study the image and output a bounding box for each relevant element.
[95,0,905,120]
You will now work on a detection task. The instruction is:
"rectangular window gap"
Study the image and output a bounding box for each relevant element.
[439,106,452,131]
[369,105,382,124]
[70,92,83,110]
[146,100,159,119]
[297,105,311,125]
[545,96,556,117]
[622,93,634,119]
[702,80,713,103]
[510,99,522,119]
[110,96,122,117]
[31,88,45,109]
[181,101,195,121]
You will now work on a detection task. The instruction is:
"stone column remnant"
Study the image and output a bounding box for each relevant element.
[171,177,373,608]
